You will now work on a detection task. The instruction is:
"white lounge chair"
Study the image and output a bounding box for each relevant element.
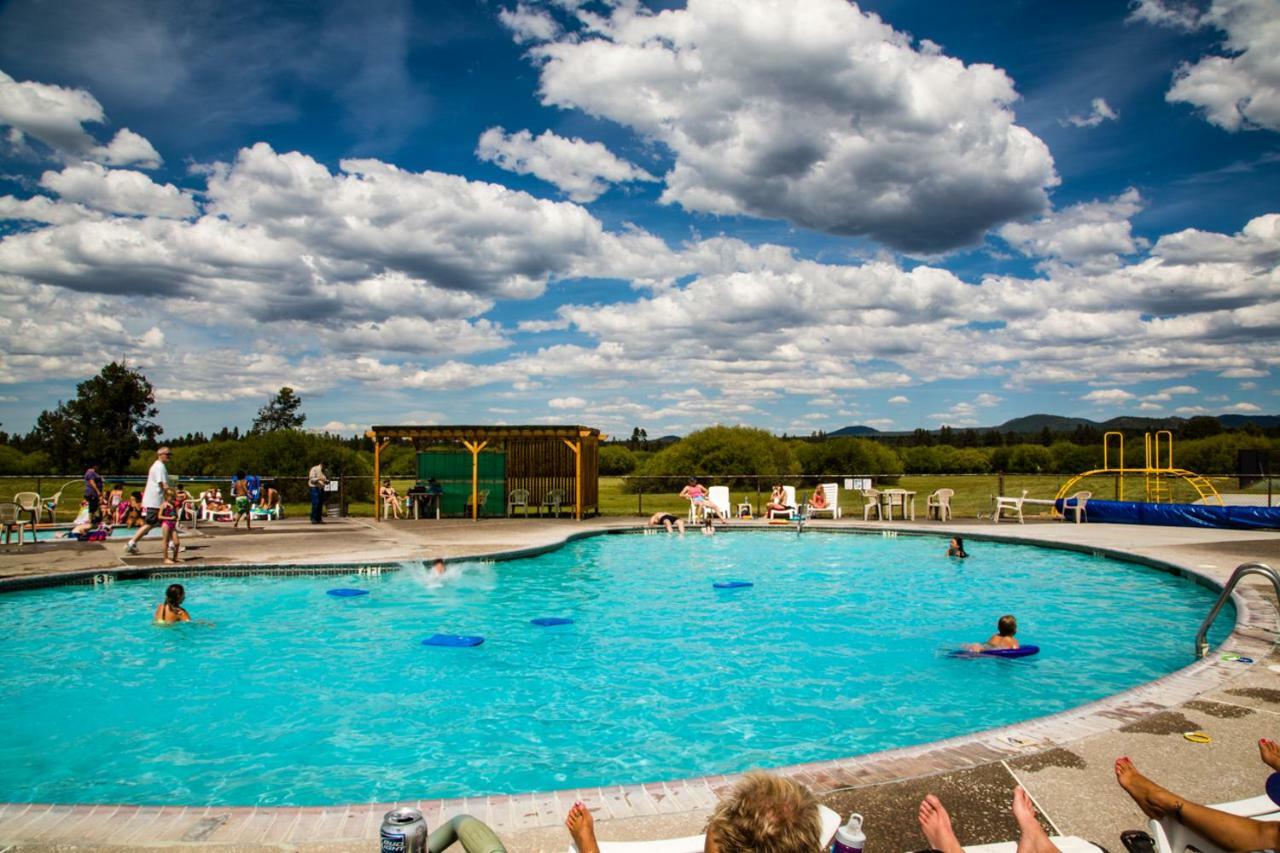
[568,803,841,852]
[861,488,882,521]
[1061,490,1090,524]
[994,490,1028,524]
[808,483,841,519]
[927,488,954,521]
[767,485,798,519]
[1149,792,1280,853]
[706,486,730,520]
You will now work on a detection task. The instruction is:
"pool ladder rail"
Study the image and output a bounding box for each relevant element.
[1196,562,1278,659]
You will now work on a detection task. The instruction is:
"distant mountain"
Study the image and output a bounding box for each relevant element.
[1220,414,1280,429]
[996,414,1094,433]
[828,425,882,437]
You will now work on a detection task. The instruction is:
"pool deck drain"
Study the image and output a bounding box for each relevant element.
[2,517,1279,851]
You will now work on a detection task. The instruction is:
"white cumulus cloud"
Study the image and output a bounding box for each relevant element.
[521,0,1058,252]
[476,126,656,202]
[1081,388,1137,405]
[39,162,195,218]
[0,69,161,166]
[999,188,1147,270]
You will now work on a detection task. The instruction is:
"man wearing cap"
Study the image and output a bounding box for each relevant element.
[125,446,172,555]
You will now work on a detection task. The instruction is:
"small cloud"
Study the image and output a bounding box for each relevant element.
[1081,388,1135,405]
[1175,405,1208,415]
[548,396,587,409]
[864,418,896,429]
[1161,385,1198,395]
[973,392,1002,407]
[1061,97,1119,128]
[887,395,910,405]
[1221,368,1267,378]
[314,420,366,434]
[1137,401,1163,411]
[518,318,570,333]
[1240,381,1258,390]
[0,394,16,402]
[1230,402,1262,412]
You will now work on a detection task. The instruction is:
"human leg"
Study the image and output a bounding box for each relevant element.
[1115,757,1280,852]
[564,802,599,853]
[1011,786,1058,853]
[917,794,963,853]
[310,486,322,523]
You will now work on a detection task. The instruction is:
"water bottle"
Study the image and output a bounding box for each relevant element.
[380,807,428,853]
[832,812,864,853]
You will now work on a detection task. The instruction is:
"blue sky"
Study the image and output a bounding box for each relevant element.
[0,0,1276,438]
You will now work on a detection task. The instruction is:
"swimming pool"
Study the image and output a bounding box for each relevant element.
[0,531,1232,807]
[27,525,161,542]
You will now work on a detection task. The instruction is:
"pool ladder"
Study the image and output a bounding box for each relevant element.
[1196,562,1279,658]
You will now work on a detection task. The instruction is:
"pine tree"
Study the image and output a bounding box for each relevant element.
[251,387,306,433]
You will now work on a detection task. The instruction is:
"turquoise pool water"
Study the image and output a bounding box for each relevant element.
[0,531,1232,806]
[29,526,160,542]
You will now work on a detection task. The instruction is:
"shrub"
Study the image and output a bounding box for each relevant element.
[629,425,798,491]
[796,437,903,477]
[600,445,638,475]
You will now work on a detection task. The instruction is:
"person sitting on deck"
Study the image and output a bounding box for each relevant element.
[808,486,828,512]
[380,479,404,519]
[567,771,822,853]
[918,786,1058,853]
[766,484,789,515]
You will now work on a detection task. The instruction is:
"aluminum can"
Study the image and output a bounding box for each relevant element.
[380,807,428,853]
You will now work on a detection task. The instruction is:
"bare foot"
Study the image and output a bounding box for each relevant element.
[1114,757,1183,820]
[1261,738,1280,772]
[918,794,963,853]
[565,801,599,853]
[1011,786,1057,853]
[163,558,178,565]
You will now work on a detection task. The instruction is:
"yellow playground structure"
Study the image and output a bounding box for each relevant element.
[1054,430,1224,507]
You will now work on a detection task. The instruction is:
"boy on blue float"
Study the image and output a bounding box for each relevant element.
[967,614,1019,653]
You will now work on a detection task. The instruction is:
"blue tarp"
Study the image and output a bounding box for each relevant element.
[1057,498,1280,530]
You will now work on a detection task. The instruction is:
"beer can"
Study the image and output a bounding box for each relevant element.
[380,806,428,853]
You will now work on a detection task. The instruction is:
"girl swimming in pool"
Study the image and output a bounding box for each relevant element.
[154,583,190,623]
[946,537,968,558]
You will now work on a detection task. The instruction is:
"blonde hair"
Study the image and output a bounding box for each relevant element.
[706,772,822,853]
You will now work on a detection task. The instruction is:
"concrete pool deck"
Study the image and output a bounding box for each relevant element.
[1,515,1279,852]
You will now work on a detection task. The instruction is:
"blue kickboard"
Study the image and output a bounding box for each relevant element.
[327,588,369,597]
[423,634,484,647]
[713,580,754,589]
[530,617,574,627]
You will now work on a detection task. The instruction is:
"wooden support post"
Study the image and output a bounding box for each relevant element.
[463,440,488,520]
[373,439,390,521]
[562,438,582,520]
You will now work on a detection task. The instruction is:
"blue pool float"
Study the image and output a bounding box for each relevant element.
[327,588,369,598]
[423,634,484,648]
[982,645,1040,658]
[713,580,753,589]
[531,617,574,627]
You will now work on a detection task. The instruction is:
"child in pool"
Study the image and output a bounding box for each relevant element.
[967,614,1019,652]
[431,558,446,576]
[946,537,968,558]
[159,487,180,564]
[154,583,190,623]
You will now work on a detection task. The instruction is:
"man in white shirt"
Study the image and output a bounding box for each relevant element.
[308,462,328,524]
[125,446,171,555]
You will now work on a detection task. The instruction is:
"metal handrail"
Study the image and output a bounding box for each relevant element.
[1196,562,1280,658]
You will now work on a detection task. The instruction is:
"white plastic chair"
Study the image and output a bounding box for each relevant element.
[927,488,954,521]
[1062,490,1090,524]
[808,483,840,519]
[861,488,882,521]
[14,491,42,526]
[507,488,531,517]
[706,485,730,520]
[568,804,841,852]
[994,490,1028,524]
[767,485,797,519]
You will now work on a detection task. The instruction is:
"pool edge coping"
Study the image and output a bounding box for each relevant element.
[0,521,1275,841]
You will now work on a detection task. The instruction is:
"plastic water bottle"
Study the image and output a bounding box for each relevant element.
[832,812,864,853]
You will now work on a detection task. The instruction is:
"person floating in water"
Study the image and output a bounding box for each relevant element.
[946,537,968,558]
[966,614,1018,652]
[154,583,190,623]
[647,511,686,534]
[432,557,447,576]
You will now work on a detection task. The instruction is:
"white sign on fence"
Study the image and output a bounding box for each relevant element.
[845,477,871,491]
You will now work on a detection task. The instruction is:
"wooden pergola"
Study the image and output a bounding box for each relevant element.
[366,425,602,521]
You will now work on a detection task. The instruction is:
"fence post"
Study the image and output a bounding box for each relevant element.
[637,479,642,516]
[755,475,761,517]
